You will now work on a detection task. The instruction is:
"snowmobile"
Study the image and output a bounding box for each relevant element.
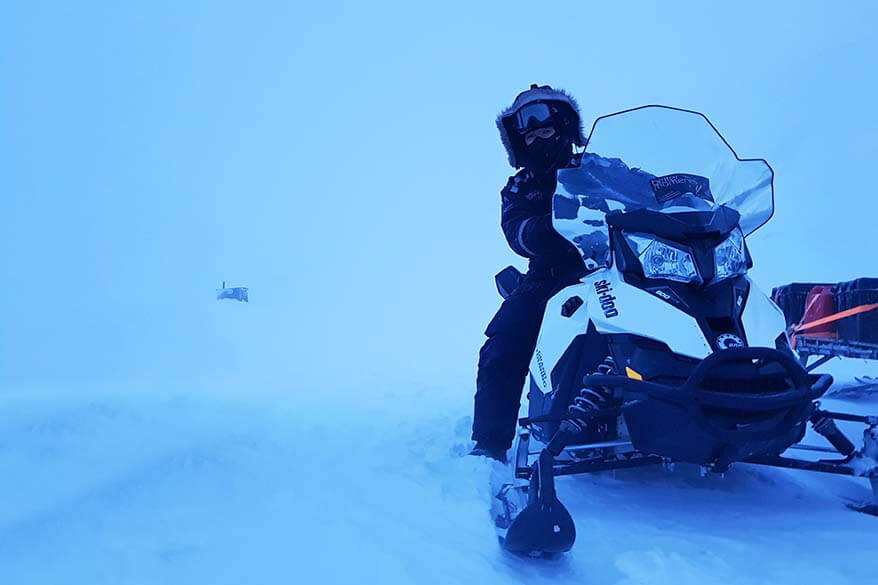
[216,281,249,302]
[491,105,878,557]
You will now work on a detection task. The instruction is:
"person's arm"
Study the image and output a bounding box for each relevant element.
[499,171,571,258]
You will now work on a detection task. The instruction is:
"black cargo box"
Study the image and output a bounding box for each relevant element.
[836,278,878,343]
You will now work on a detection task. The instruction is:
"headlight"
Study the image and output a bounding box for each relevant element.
[623,233,701,283]
[714,228,748,281]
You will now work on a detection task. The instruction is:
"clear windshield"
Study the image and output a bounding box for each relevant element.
[554,106,774,268]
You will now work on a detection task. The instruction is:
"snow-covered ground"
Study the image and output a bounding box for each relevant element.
[2,364,876,585]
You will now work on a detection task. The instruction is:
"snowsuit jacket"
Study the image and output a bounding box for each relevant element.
[500,164,586,279]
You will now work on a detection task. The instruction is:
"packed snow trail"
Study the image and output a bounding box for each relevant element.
[1,377,876,585]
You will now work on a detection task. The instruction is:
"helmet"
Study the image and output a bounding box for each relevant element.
[497,84,586,170]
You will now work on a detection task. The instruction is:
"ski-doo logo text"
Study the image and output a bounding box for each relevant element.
[594,280,619,318]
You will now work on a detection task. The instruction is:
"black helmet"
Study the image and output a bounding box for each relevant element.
[497,84,586,169]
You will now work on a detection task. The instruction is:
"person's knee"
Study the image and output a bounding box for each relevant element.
[478,334,532,372]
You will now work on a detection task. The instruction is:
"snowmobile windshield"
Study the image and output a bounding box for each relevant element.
[554,105,774,268]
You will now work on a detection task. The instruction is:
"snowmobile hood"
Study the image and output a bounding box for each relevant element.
[497,85,587,168]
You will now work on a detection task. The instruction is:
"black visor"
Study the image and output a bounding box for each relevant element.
[513,102,553,133]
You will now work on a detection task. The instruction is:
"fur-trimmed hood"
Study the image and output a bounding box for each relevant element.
[497,84,586,168]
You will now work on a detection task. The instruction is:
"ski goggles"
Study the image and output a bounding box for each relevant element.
[512,102,554,133]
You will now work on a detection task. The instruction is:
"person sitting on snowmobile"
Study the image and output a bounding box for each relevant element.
[471,84,590,462]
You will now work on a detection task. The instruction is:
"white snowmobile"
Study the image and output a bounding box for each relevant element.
[492,106,878,557]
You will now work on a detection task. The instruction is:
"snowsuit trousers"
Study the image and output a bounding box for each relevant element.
[472,275,567,451]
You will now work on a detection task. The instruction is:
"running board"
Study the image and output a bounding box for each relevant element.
[527,440,841,458]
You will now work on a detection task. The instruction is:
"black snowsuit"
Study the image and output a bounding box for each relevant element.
[472,167,587,452]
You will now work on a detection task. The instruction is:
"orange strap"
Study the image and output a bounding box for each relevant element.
[792,303,878,334]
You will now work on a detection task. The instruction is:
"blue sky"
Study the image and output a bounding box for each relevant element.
[2,1,877,392]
